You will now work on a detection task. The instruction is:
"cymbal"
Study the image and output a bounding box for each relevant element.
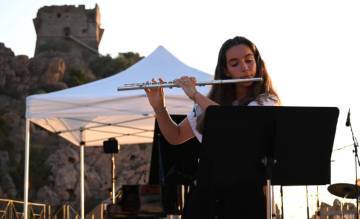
[328,183,360,199]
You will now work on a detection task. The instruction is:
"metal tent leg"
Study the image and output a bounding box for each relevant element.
[24,119,30,219]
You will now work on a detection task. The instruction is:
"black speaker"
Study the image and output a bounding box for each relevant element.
[103,138,119,153]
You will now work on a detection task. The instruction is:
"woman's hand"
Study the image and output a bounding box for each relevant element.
[144,78,166,112]
[174,76,198,100]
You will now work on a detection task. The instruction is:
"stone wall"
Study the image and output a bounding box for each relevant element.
[33,4,104,57]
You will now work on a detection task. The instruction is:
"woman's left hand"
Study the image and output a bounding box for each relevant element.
[174,76,198,100]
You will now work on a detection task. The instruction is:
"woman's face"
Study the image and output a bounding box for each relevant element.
[225,44,257,85]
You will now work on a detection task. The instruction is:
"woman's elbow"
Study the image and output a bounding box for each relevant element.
[165,133,189,145]
[166,138,183,145]
[162,123,192,145]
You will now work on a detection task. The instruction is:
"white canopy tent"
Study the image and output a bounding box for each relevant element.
[23,46,212,219]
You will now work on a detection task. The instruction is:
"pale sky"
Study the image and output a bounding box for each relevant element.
[1,0,360,218]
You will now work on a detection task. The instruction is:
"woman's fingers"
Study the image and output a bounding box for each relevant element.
[175,76,197,87]
[190,76,196,84]
[144,81,150,92]
[144,78,166,96]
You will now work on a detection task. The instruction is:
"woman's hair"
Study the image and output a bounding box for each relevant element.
[208,36,280,105]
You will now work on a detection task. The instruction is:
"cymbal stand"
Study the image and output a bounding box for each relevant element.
[347,109,360,219]
[355,150,359,219]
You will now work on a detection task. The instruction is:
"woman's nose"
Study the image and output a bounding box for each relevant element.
[240,63,249,72]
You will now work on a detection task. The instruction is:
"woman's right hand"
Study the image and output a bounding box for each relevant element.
[174,76,198,101]
[144,78,166,111]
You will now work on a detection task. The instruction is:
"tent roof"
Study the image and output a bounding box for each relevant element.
[26,46,212,146]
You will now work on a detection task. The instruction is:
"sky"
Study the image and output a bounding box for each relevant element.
[1,0,360,218]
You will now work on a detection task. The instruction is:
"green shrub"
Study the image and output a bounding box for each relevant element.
[90,52,142,78]
[66,68,90,87]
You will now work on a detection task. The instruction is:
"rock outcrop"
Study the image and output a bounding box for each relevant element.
[0,42,149,212]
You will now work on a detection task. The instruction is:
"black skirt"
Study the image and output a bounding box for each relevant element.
[183,181,266,219]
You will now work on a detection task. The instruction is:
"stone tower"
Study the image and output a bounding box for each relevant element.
[33,4,104,57]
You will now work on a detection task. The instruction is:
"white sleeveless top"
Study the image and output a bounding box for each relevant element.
[187,94,279,142]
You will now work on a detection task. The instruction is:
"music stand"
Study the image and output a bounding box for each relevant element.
[199,106,339,219]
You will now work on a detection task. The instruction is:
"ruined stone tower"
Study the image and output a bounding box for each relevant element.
[33,4,104,57]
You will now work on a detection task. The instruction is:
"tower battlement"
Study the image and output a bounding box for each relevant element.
[33,4,104,56]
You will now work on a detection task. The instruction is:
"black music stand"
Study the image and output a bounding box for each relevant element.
[196,106,339,219]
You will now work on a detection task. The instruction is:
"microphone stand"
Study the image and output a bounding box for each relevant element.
[306,186,310,219]
[316,186,320,217]
[347,111,360,219]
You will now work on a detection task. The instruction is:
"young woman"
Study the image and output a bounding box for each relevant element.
[145,36,280,218]
[145,36,280,144]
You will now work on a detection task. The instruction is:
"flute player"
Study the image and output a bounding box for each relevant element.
[145,36,281,218]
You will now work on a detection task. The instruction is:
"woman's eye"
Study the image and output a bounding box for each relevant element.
[245,59,254,64]
[230,62,239,67]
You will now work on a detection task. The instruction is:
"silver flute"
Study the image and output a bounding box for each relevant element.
[117,77,263,91]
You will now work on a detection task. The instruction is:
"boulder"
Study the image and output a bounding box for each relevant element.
[41,57,66,84]
[37,186,61,206]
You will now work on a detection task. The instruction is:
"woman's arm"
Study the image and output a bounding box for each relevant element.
[192,91,218,110]
[144,78,195,145]
[175,76,219,110]
[154,110,195,145]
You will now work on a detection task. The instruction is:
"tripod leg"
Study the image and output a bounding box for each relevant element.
[111,153,116,204]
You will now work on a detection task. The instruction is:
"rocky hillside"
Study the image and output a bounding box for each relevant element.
[0,42,150,212]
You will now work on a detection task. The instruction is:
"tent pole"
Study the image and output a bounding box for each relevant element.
[23,118,30,219]
[80,129,85,219]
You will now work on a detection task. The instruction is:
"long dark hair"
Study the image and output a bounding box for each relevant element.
[208,36,280,105]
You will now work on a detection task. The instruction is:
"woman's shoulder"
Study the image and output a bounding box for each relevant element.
[248,93,280,106]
